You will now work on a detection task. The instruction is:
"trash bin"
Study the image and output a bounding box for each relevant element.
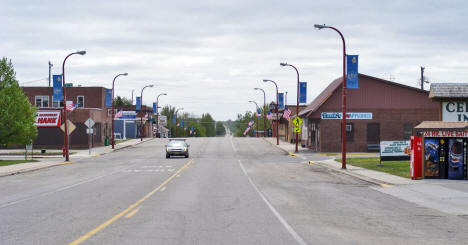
[104,136,109,146]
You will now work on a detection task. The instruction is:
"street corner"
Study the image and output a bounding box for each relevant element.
[288,152,296,157]
[61,161,74,165]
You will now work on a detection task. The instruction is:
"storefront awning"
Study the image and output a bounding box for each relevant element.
[415,121,468,130]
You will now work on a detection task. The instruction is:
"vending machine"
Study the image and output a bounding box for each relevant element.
[447,138,467,180]
[424,138,448,179]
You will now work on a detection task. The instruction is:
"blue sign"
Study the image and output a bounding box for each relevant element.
[299,82,307,104]
[180,120,183,127]
[136,96,141,111]
[278,93,284,109]
[105,89,112,107]
[153,102,157,114]
[52,75,63,101]
[173,115,176,125]
[346,55,359,89]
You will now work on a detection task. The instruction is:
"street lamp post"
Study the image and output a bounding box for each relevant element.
[175,108,184,138]
[61,50,86,162]
[254,87,266,137]
[285,91,288,142]
[156,93,167,138]
[111,73,128,149]
[139,84,154,141]
[280,62,300,153]
[314,24,347,169]
[248,100,259,137]
[263,79,279,145]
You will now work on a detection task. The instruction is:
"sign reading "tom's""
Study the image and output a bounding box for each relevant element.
[442,102,468,121]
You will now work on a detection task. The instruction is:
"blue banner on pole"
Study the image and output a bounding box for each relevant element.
[136,97,141,111]
[346,55,359,89]
[180,120,183,128]
[173,115,176,125]
[278,93,284,109]
[299,82,307,104]
[105,89,112,107]
[153,102,157,114]
[52,75,63,101]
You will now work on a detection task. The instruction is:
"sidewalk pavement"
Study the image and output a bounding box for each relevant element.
[0,138,153,177]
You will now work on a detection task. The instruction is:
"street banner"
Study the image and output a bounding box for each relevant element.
[120,111,136,119]
[347,55,359,89]
[159,115,167,126]
[180,120,184,127]
[153,102,157,114]
[52,75,63,101]
[105,89,112,107]
[173,115,176,125]
[136,96,141,111]
[278,93,284,109]
[35,110,61,127]
[299,82,307,104]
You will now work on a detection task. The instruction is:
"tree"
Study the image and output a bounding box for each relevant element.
[215,121,226,136]
[201,113,215,137]
[113,96,132,106]
[0,57,37,146]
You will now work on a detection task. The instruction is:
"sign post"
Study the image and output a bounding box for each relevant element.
[84,118,95,155]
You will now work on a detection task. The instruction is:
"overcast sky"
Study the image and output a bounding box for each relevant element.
[2,0,467,120]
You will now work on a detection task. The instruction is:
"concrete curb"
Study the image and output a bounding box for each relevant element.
[314,160,390,186]
[262,138,290,155]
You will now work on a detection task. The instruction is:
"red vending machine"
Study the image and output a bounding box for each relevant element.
[411,136,423,179]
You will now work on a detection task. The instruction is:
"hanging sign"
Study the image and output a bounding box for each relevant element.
[105,89,112,107]
[346,55,359,89]
[136,97,141,111]
[153,102,157,114]
[299,82,307,104]
[278,93,284,109]
[52,75,63,101]
[35,110,61,127]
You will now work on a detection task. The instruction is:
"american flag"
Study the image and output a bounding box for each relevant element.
[256,108,262,118]
[65,103,78,111]
[243,126,251,135]
[248,120,254,127]
[283,106,292,121]
[267,111,272,120]
[114,110,123,118]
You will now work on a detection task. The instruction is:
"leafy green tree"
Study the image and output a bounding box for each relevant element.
[113,96,132,106]
[0,57,37,146]
[201,113,215,137]
[215,121,226,136]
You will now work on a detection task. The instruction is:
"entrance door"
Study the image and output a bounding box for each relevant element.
[367,123,380,151]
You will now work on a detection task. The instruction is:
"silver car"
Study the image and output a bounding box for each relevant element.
[166,139,189,158]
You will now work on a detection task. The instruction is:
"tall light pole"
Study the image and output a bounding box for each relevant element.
[175,108,184,138]
[111,73,128,149]
[131,89,134,105]
[280,62,300,153]
[140,84,154,141]
[285,91,288,142]
[48,61,53,87]
[61,50,86,162]
[264,79,279,145]
[314,24,347,169]
[254,87,266,137]
[156,93,167,138]
[248,100,259,137]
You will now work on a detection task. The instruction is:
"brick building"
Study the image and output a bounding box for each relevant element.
[299,74,440,152]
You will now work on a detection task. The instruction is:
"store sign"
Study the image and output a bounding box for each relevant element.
[442,102,468,121]
[158,115,167,126]
[120,111,137,119]
[321,112,372,120]
[423,130,468,138]
[35,110,61,127]
[380,141,410,157]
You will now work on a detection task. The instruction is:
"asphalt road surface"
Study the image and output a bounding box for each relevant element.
[1,136,468,245]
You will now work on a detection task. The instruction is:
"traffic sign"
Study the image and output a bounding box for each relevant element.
[86,128,94,134]
[60,120,76,134]
[84,118,95,128]
[294,127,301,133]
[292,117,303,127]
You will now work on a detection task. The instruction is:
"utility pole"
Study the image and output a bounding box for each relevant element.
[48,61,53,87]
[421,66,425,90]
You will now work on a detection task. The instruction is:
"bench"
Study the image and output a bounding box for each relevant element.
[367,144,380,152]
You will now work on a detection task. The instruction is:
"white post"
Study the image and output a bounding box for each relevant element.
[123,119,127,140]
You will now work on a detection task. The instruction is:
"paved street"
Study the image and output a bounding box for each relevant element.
[2,137,468,244]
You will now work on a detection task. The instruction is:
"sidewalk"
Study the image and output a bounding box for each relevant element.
[0,138,153,177]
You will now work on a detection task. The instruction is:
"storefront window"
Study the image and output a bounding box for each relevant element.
[403,123,413,140]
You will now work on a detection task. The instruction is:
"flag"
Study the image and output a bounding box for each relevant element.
[66,103,78,111]
[243,126,251,135]
[114,110,123,118]
[173,116,176,125]
[256,108,262,118]
[248,120,254,127]
[144,113,148,119]
[283,106,292,121]
[180,120,183,127]
[267,111,272,120]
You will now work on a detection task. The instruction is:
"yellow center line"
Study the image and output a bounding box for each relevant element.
[69,159,194,245]
[124,207,140,218]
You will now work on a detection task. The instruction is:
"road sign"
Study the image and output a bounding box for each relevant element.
[84,118,95,128]
[86,128,94,134]
[294,127,301,133]
[60,120,76,134]
[292,117,303,127]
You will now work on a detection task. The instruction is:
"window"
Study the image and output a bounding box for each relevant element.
[35,96,49,107]
[341,123,354,142]
[52,99,63,108]
[77,96,84,108]
[403,123,413,140]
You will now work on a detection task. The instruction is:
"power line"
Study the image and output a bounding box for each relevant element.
[19,77,48,85]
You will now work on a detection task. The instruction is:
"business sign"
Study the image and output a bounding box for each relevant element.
[299,82,307,104]
[423,130,468,138]
[120,111,137,119]
[321,112,372,120]
[35,110,61,127]
[52,75,63,101]
[153,102,157,114]
[136,96,141,111]
[380,141,410,157]
[105,89,112,107]
[159,115,167,126]
[442,102,468,122]
[346,55,359,89]
[278,93,284,109]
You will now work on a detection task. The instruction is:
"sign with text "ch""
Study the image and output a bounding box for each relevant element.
[35,110,61,127]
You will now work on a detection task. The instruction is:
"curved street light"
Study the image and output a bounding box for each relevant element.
[314,23,347,169]
[61,50,86,162]
[263,79,279,145]
[248,100,260,137]
[111,73,128,149]
[156,93,167,138]
[280,62,300,152]
[254,87,266,137]
[140,84,154,141]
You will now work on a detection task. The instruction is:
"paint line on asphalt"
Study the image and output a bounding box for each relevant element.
[68,159,194,245]
[238,160,307,245]
[124,207,140,218]
[61,161,74,165]
[160,186,166,192]
[230,136,237,152]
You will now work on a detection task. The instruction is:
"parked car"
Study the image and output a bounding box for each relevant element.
[166,139,189,158]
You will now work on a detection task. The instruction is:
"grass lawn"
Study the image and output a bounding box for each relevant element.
[0,160,38,167]
[336,157,410,179]
[115,139,131,144]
